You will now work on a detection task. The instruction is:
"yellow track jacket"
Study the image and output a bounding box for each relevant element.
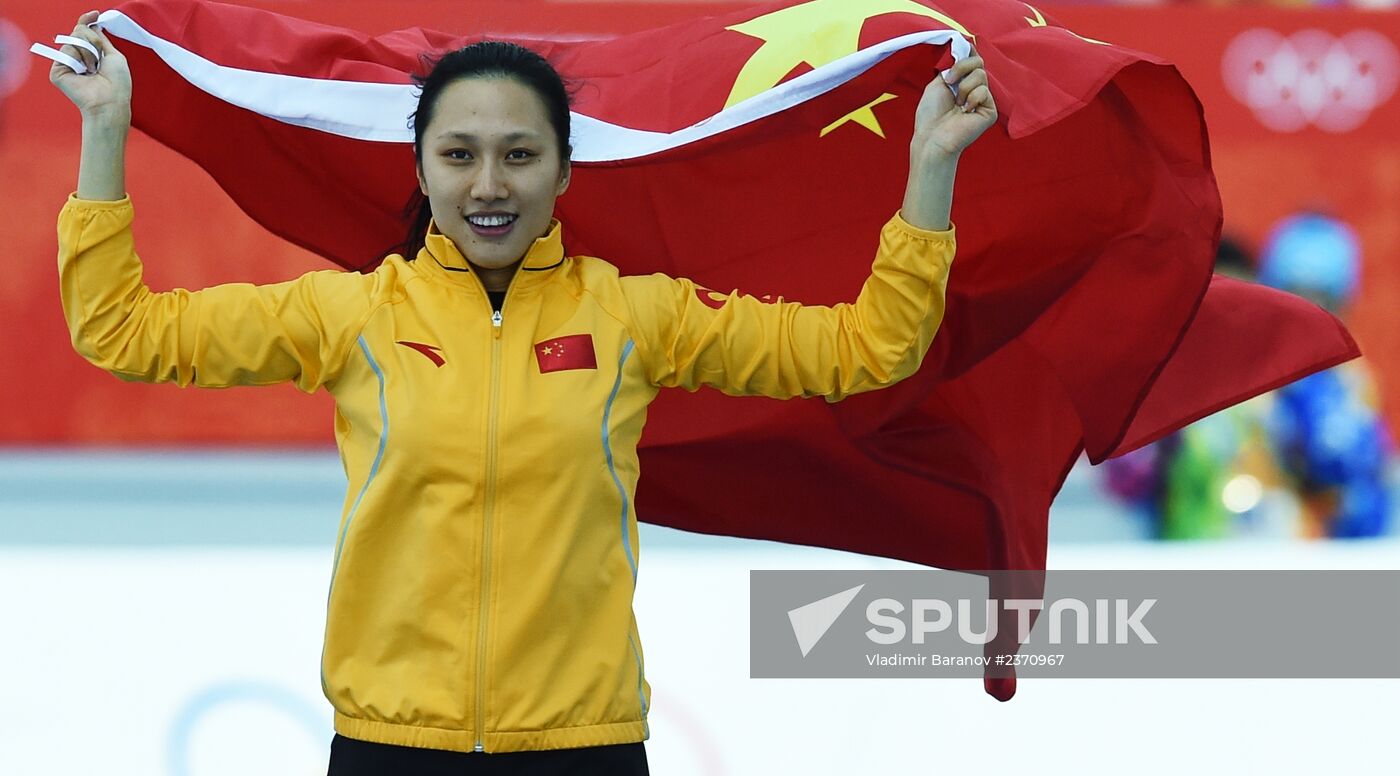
[57,194,956,753]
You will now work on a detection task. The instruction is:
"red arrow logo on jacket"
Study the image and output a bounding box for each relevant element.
[396,340,446,368]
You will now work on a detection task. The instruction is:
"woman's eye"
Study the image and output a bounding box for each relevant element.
[446,149,471,160]
[507,149,534,161]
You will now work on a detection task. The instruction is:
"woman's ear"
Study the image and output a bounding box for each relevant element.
[556,154,572,197]
[416,161,429,197]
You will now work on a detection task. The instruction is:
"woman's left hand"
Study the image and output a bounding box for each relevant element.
[912,45,997,160]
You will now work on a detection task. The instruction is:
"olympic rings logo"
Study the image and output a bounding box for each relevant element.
[1222,28,1399,133]
[0,18,34,100]
[167,681,328,776]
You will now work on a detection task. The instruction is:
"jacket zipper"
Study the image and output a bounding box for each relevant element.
[474,277,510,753]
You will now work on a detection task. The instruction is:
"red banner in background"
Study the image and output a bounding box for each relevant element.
[1,2,1395,445]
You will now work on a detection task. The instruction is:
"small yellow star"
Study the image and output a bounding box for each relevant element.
[821,92,899,138]
[1023,3,1109,46]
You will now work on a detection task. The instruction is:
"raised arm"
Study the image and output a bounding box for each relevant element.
[50,13,377,392]
[621,47,996,401]
[50,11,130,203]
[900,46,996,232]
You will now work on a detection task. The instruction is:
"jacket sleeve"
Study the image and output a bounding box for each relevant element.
[619,211,955,402]
[57,194,377,393]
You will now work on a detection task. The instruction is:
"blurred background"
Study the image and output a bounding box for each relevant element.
[2,1,1398,773]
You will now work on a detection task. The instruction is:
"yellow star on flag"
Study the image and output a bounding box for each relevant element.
[723,0,974,115]
[1022,3,1109,46]
[820,92,899,138]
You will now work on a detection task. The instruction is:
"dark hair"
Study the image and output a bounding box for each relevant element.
[1214,235,1253,279]
[397,41,573,260]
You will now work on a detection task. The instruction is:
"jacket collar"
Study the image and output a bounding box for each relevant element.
[418,218,567,291]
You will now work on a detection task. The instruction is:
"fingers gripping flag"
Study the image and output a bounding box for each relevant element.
[60,0,1359,700]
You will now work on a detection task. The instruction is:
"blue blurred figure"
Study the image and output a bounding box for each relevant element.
[1258,213,1393,538]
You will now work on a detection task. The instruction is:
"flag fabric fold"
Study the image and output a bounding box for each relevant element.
[74,0,1359,700]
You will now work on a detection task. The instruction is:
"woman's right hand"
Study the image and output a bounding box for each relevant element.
[49,11,132,124]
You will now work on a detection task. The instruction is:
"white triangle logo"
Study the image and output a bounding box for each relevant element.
[788,584,865,658]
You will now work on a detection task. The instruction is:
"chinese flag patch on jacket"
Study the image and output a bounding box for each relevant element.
[534,334,597,373]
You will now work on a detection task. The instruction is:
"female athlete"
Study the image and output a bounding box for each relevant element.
[49,9,995,774]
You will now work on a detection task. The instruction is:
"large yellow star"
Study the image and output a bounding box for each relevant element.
[724,0,973,110]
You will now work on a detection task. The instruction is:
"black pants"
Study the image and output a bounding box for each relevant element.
[328,733,650,775]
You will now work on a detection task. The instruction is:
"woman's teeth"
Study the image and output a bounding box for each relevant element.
[468,214,516,227]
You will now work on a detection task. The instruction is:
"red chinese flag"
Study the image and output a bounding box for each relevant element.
[81,0,1360,698]
[534,334,598,373]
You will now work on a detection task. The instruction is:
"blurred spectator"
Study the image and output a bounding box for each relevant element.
[1105,216,1395,541]
[1257,213,1394,538]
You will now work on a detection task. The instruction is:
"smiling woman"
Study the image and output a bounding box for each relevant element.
[403,43,574,294]
[47,10,994,774]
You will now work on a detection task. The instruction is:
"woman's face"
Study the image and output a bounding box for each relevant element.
[416,76,570,274]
